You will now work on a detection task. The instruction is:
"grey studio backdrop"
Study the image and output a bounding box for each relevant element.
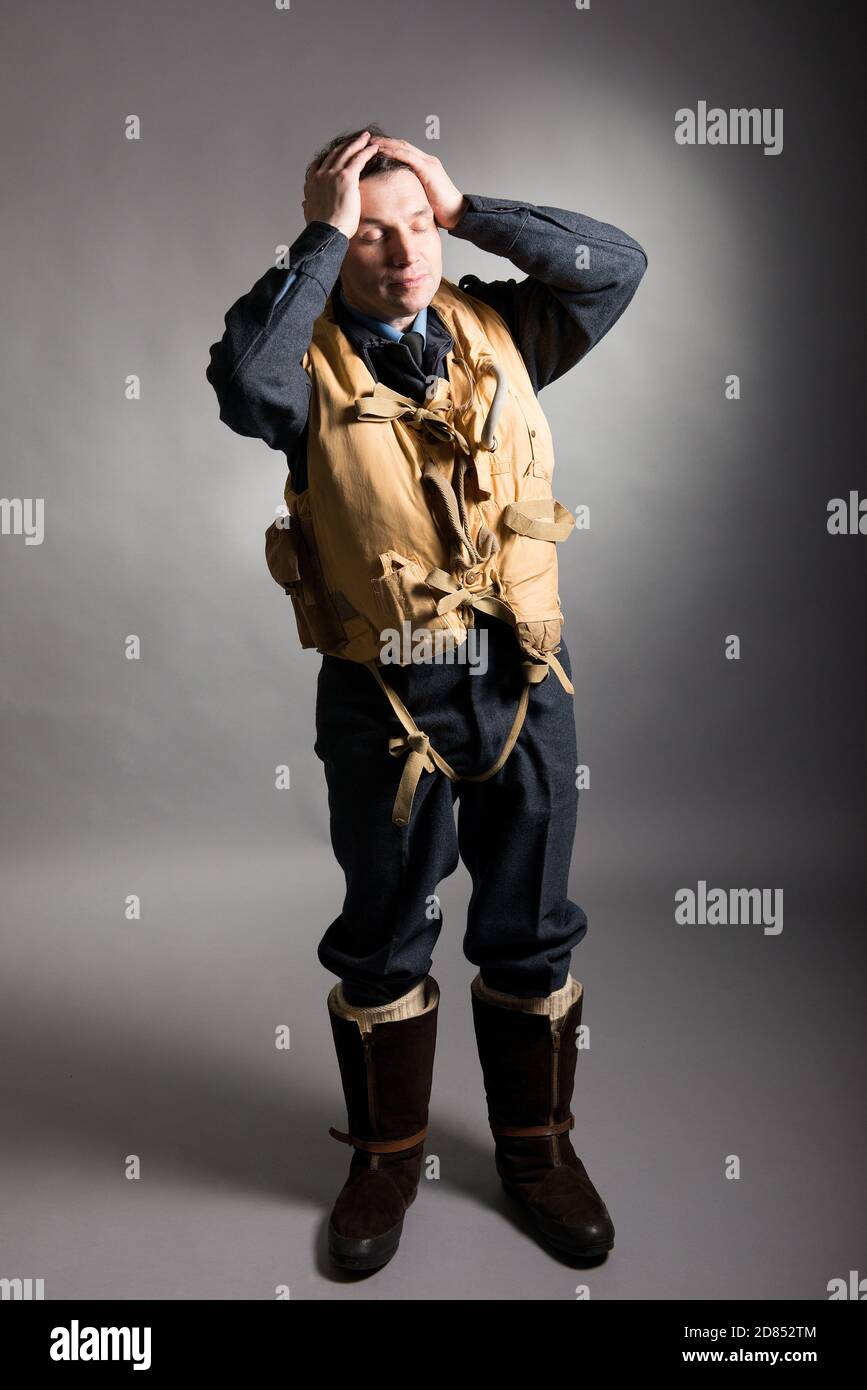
[1,0,864,1302]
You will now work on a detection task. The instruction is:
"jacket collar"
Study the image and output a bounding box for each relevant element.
[331,273,453,376]
[336,283,428,345]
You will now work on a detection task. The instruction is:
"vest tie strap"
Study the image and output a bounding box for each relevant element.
[365,638,572,826]
[354,367,507,467]
[355,381,473,454]
[386,729,437,826]
[423,570,575,694]
[544,651,574,693]
[424,567,514,627]
[501,497,576,543]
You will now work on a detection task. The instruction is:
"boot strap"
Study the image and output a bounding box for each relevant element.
[328,1124,429,1153]
[490,1113,574,1139]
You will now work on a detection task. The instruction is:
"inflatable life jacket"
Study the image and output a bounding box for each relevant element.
[264,277,576,825]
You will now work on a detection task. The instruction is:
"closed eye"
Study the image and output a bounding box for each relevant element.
[360,219,433,243]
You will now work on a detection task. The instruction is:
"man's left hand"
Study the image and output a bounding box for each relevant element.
[373,137,468,230]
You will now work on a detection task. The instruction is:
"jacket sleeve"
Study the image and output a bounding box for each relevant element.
[205,221,348,455]
[447,193,648,393]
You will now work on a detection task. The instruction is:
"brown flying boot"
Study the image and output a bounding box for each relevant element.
[470,973,614,1259]
[325,976,439,1271]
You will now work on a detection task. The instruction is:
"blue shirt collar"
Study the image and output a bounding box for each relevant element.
[337,284,427,345]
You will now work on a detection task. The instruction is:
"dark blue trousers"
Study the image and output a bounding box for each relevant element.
[313,611,588,1006]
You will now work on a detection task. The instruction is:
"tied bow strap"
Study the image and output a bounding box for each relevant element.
[365,632,571,828]
[355,381,472,453]
[362,576,573,827]
[424,566,514,627]
[355,378,497,498]
[366,656,536,828]
[364,666,463,827]
[356,381,499,572]
[423,568,574,695]
[387,729,438,828]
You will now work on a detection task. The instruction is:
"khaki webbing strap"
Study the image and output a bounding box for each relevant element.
[425,566,515,625]
[366,652,564,827]
[363,567,575,824]
[361,639,578,822]
[355,380,474,456]
[545,651,574,694]
[501,498,575,543]
[328,1124,429,1153]
[489,1113,575,1139]
[424,569,575,697]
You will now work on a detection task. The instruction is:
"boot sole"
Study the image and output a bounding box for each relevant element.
[501,1179,615,1259]
[327,1214,406,1272]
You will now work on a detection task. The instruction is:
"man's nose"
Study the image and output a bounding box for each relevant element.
[389,229,419,264]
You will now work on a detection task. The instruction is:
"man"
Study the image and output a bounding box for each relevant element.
[206,126,647,1272]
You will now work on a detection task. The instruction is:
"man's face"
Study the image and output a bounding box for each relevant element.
[339,168,443,327]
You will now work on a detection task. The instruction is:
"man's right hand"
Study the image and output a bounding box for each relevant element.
[302,130,381,240]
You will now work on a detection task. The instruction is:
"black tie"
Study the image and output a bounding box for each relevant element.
[399,330,425,371]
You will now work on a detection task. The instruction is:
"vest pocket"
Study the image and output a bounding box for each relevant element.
[264,512,347,651]
[370,550,464,637]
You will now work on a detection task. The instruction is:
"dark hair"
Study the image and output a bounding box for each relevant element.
[307,123,412,181]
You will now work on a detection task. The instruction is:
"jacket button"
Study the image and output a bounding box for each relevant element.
[530,429,537,437]
[464,569,479,584]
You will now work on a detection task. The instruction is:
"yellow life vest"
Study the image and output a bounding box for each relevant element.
[264,276,577,824]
